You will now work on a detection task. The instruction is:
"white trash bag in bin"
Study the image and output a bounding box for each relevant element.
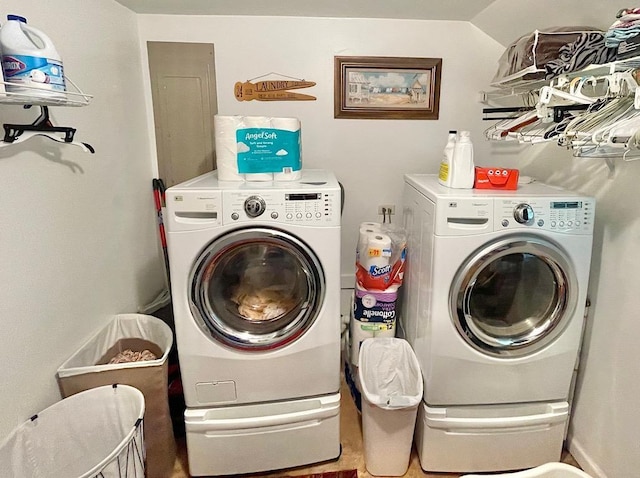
[358,337,423,476]
[0,384,145,478]
[358,337,423,409]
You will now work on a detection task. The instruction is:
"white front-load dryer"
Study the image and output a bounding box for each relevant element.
[401,174,595,473]
[165,169,342,476]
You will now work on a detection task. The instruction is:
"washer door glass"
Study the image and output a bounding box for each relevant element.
[189,228,325,351]
[452,236,578,357]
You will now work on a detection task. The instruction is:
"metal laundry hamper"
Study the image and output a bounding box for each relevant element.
[0,384,145,477]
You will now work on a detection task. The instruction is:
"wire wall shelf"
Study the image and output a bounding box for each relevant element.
[0,76,92,107]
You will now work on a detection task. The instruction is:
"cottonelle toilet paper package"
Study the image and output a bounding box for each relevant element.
[349,284,399,365]
[214,115,302,181]
[355,223,407,291]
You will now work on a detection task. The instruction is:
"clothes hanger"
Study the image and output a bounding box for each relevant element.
[0,130,95,153]
[510,119,552,143]
[1,105,95,153]
[560,97,627,147]
[591,106,640,147]
[538,85,597,106]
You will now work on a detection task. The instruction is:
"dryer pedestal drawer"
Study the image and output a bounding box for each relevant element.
[185,393,341,476]
[415,401,568,473]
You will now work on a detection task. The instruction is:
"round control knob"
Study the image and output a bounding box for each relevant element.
[231,212,239,221]
[244,195,266,218]
[271,211,279,219]
[513,203,534,225]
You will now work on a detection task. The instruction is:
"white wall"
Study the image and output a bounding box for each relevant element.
[511,144,640,478]
[0,1,163,438]
[136,15,502,287]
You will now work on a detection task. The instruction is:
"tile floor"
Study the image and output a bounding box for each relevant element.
[170,376,581,478]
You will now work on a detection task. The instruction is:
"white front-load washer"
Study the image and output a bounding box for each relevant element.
[165,169,342,476]
[401,174,595,473]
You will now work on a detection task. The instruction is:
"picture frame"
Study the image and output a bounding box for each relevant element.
[334,56,442,120]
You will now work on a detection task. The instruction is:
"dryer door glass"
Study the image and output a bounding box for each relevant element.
[452,236,578,357]
[189,228,325,351]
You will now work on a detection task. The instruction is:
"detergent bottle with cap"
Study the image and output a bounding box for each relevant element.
[438,130,457,187]
[449,130,475,189]
[0,14,66,98]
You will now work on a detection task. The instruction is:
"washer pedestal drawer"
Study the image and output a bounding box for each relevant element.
[416,401,568,473]
[185,393,341,476]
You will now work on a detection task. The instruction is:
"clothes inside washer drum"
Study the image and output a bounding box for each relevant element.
[231,284,297,321]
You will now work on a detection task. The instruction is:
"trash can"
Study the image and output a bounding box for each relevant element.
[56,314,175,478]
[0,384,145,477]
[358,337,423,476]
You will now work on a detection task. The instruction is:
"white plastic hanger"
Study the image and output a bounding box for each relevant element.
[0,130,95,153]
[1,105,95,154]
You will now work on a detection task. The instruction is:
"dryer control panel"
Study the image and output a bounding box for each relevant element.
[223,189,341,226]
[496,197,595,234]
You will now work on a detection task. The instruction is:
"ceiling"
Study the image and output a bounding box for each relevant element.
[112,0,495,21]
[112,0,615,46]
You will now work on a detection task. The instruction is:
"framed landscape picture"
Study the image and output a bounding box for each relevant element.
[334,56,442,120]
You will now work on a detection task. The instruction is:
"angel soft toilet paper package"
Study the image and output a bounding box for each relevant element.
[214,115,302,181]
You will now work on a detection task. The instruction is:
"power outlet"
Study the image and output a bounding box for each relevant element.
[378,205,395,216]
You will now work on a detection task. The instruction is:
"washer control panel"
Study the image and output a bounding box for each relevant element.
[223,189,340,226]
[496,197,595,234]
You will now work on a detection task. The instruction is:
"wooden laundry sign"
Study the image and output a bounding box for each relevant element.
[234,79,316,101]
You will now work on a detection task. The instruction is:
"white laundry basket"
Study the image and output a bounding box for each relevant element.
[461,462,594,478]
[358,337,423,476]
[0,384,145,478]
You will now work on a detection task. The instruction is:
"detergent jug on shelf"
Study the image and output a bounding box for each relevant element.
[437,130,457,187]
[449,130,475,189]
[0,14,66,99]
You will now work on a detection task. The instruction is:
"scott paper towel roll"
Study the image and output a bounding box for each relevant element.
[214,115,244,181]
[357,223,382,262]
[361,232,392,272]
[361,222,382,229]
